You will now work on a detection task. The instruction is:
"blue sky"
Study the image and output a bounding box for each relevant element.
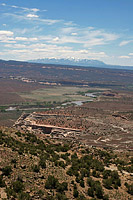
[0,0,133,66]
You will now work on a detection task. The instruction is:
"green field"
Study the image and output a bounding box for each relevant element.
[18,86,97,103]
[0,86,101,126]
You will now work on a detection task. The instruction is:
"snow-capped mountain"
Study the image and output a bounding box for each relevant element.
[29,58,106,67]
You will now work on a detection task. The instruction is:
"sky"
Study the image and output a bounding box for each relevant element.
[0,0,133,66]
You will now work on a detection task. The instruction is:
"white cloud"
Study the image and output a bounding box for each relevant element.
[15,37,38,41]
[40,19,61,25]
[50,36,82,44]
[26,14,39,18]
[48,32,117,47]
[4,13,61,25]
[21,7,39,12]
[71,33,78,36]
[119,40,133,46]
[58,27,119,47]
[0,40,16,44]
[119,56,130,59]
[82,30,119,44]
[11,49,29,53]
[5,44,26,48]
[29,37,38,41]
[28,43,47,48]
[0,32,38,44]
[0,30,15,43]
[31,8,40,12]
[1,3,58,25]
[78,49,88,54]
[53,37,59,42]
[84,38,104,47]
[128,53,133,56]
[2,3,40,13]
[33,48,46,52]
[102,32,119,41]
[11,5,19,9]
[0,41,15,44]
[61,27,77,34]
[15,37,28,41]
[0,30,13,36]
[88,26,95,30]
[0,52,5,55]
[64,21,77,26]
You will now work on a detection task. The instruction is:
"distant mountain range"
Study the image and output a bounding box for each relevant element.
[29,58,105,67]
[29,58,133,70]
[0,58,132,70]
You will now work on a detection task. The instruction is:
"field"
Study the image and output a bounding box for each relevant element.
[18,86,102,103]
[0,78,106,126]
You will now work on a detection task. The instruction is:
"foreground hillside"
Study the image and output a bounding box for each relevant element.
[0,127,132,200]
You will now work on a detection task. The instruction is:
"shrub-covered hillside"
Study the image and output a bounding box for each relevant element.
[0,127,132,200]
